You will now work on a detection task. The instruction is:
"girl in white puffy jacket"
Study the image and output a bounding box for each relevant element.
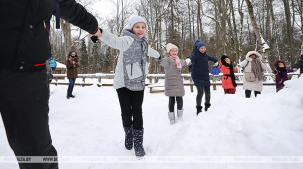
[100,15,160,157]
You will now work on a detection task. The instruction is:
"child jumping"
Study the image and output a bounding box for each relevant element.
[219,55,237,94]
[186,40,218,115]
[99,14,160,157]
[160,43,186,124]
[273,60,294,92]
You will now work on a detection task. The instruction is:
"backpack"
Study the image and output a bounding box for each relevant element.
[211,66,220,75]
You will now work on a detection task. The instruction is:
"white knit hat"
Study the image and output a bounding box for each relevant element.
[127,14,147,30]
[166,43,178,53]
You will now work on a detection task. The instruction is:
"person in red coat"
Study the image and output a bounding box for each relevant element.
[219,55,238,94]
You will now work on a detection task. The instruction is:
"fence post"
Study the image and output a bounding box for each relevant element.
[98,76,102,87]
[212,75,217,91]
[190,77,193,92]
[82,77,85,87]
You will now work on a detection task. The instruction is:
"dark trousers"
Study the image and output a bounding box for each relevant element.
[116,87,144,130]
[67,78,75,93]
[245,90,261,98]
[168,96,183,112]
[224,89,235,94]
[196,86,210,106]
[0,69,58,169]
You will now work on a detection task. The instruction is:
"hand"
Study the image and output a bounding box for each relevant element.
[186,58,191,65]
[155,56,162,65]
[176,60,181,66]
[293,68,298,71]
[89,28,102,43]
[213,62,219,66]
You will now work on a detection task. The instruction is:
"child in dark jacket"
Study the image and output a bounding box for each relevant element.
[293,55,303,74]
[273,60,294,92]
[219,55,237,94]
[186,40,218,115]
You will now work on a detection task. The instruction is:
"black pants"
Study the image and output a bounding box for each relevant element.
[116,87,144,130]
[0,69,58,169]
[196,86,210,107]
[168,96,183,112]
[245,90,261,98]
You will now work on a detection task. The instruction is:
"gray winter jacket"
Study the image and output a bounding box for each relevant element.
[100,29,160,91]
[238,51,272,91]
[161,56,186,96]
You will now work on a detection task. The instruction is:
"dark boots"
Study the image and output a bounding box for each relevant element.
[196,106,202,115]
[66,92,75,99]
[123,125,133,150]
[70,92,75,98]
[133,129,145,157]
[205,103,211,111]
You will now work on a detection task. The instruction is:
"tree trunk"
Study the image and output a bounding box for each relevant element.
[245,0,262,50]
[283,0,295,66]
[188,0,192,41]
[60,19,71,59]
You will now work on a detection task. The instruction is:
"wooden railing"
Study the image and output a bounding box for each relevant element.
[51,73,301,91]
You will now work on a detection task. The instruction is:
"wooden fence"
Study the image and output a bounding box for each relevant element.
[51,73,301,93]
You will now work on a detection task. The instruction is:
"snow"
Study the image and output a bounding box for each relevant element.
[56,62,66,69]
[1,76,303,169]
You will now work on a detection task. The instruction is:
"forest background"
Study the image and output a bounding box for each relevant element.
[49,0,303,74]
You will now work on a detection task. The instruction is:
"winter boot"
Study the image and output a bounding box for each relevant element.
[196,106,202,115]
[70,92,75,98]
[66,92,70,99]
[123,125,133,150]
[177,109,183,121]
[133,129,146,157]
[205,103,211,111]
[168,112,175,124]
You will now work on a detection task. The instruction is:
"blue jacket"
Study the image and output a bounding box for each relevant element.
[189,46,217,87]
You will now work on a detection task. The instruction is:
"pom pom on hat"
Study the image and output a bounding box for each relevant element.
[166,43,178,53]
[194,40,206,49]
[127,14,147,30]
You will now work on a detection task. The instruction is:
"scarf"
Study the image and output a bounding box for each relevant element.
[69,57,78,67]
[251,58,264,81]
[277,67,287,77]
[170,55,182,69]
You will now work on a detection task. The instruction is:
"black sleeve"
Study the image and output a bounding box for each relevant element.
[293,60,303,69]
[59,0,98,34]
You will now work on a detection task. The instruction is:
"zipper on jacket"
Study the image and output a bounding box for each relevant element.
[131,63,133,76]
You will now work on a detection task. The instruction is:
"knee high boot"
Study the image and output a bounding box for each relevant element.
[133,129,146,157]
[177,109,183,121]
[168,112,175,124]
[123,125,133,150]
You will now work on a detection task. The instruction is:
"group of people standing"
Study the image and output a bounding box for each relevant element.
[1,0,303,168]
[159,40,302,127]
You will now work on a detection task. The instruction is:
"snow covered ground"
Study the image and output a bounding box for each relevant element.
[1,76,303,169]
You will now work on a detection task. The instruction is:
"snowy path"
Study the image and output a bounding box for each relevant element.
[1,77,303,169]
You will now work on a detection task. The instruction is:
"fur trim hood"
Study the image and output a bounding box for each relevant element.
[274,60,286,68]
[245,51,262,61]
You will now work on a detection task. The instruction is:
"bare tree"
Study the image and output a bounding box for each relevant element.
[282,0,295,66]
